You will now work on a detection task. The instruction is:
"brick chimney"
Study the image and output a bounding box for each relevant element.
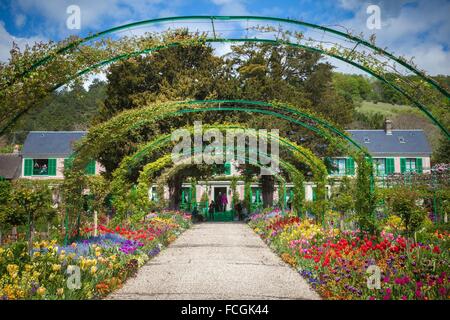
[384,119,392,135]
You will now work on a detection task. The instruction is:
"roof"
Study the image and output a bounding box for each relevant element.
[21,131,87,158]
[347,130,432,156]
[0,154,22,179]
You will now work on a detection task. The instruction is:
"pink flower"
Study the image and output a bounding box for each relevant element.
[439,287,446,296]
[401,295,407,300]
[415,289,422,298]
[386,288,392,295]
[416,281,423,288]
[383,295,390,300]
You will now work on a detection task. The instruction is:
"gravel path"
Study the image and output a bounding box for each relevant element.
[108,222,320,300]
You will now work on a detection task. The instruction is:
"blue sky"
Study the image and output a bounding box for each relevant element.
[0,0,449,74]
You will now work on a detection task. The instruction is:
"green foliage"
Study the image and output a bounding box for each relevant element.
[230,177,240,206]
[354,156,378,234]
[384,186,427,236]
[6,180,56,249]
[244,180,251,213]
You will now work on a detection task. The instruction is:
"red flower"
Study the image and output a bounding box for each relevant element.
[432,246,441,254]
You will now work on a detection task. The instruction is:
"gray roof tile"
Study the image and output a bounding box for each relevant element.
[347,130,432,156]
[22,131,87,158]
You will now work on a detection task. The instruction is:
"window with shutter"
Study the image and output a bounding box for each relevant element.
[346,157,355,175]
[24,158,33,176]
[400,158,406,173]
[386,158,395,175]
[85,160,96,175]
[416,158,423,173]
[224,162,231,175]
[48,159,57,176]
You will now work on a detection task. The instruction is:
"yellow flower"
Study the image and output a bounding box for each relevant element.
[52,264,61,272]
[90,266,97,274]
[7,264,19,278]
[57,288,64,296]
[25,264,33,272]
[95,251,101,257]
[37,287,46,296]
[33,251,41,258]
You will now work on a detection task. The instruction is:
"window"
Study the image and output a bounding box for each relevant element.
[331,158,346,176]
[251,187,262,204]
[150,187,158,202]
[398,136,406,143]
[24,158,56,176]
[373,158,386,176]
[64,158,95,175]
[405,158,416,172]
[400,158,423,173]
[363,137,370,143]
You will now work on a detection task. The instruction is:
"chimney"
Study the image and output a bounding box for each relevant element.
[384,119,392,135]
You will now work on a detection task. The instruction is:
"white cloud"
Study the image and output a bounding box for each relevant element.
[0,21,45,61]
[211,0,249,15]
[336,0,450,75]
[13,0,167,37]
[14,14,26,28]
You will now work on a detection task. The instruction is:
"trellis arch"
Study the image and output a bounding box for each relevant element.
[2,16,448,136]
[153,150,306,215]
[71,99,369,175]
[131,145,306,216]
[109,123,325,211]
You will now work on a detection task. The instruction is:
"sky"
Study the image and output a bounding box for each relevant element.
[0,0,449,76]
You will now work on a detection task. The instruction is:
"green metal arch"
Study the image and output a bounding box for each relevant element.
[17,15,450,99]
[48,38,449,138]
[112,123,325,185]
[3,17,448,138]
[74,99,368,174]
[133,145,305,213]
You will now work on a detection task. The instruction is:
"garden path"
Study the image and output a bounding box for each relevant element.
[107,222,320,300]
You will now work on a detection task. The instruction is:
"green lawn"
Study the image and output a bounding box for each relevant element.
[358,101,416,116]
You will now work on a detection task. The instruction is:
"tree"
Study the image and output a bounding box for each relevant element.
[10,180,55,251]
[331,177,354,230]
[384,186,427,236]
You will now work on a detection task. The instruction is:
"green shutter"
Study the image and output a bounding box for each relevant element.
[345,157,355,175]
[400,158,406,173]
[48,159,57,176]
[416,158,423,173]
[24,159,33,176]
[224,162,231,175]
[325,157,332,174]
[386,158,395,175]
[312,187,317,202]
[85,160,96,175]
[64,158,73,171]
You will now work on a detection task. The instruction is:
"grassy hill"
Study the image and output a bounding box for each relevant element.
[358,101,417,116]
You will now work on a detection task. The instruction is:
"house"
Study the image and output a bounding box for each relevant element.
[328,120,432,177]
[13,123,431,214]
[21,131,103,179]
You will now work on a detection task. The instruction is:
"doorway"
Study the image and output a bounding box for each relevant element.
[214,187,228,212]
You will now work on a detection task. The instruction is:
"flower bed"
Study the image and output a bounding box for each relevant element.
[249,209,450,300]
[0,210,191,300]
